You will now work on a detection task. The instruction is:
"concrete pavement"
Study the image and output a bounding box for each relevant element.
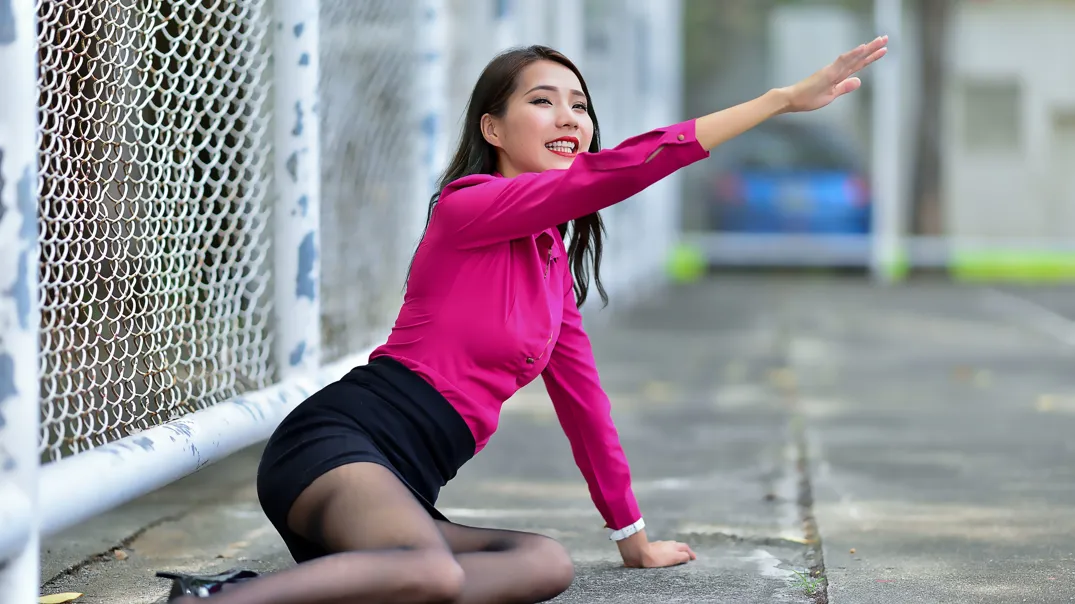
[38,276,1075,603]
[783,280,1075,603]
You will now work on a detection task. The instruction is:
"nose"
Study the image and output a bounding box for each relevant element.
[557,103,579,130]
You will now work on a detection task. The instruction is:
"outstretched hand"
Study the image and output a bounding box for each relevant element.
[782,35,888,113]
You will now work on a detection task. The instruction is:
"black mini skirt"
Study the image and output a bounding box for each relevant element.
[255,356,476,562]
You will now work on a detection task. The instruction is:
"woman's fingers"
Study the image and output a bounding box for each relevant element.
[676,542,697,560]
[859,46,889,71]
[839,35,888,79]
[853,37,889,72]
[838,77,862,96]
[835,44,867,73]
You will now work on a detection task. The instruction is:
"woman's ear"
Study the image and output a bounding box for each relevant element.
[480,114,502,149]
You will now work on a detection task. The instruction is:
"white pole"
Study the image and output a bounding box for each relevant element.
[550,0,584,66]
[416,0,449,237]
[870,0,903,282]
[0,482,32,563]
[494,0,519,52]
[0,0,41,601]
[272,0,322,377]
[33,345,380,538]
[643,0,684,284]
[515,0,545,47]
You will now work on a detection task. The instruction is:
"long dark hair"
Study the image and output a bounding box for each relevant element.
[409,45,607,308]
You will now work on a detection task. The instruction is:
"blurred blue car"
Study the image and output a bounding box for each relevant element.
[704,119,872,234]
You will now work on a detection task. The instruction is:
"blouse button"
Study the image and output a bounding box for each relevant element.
[526,357,535,364]
[677,134,685,141]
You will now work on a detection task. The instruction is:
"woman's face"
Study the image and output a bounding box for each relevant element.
[481,60,594,178]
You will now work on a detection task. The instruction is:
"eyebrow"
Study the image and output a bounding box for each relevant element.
[524,84,586,98]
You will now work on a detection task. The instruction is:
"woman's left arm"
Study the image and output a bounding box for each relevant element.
[541,273,695,568]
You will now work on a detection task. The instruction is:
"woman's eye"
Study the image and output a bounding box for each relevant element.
[530,98,587,112]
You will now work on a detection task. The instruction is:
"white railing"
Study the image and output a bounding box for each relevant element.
[0,1,685,601]
[0,1,42,600]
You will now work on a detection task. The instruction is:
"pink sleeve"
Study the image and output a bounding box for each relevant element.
[540,272,641,531]
[435,119,709,249]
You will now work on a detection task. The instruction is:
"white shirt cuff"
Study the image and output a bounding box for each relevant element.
[608,518,645,541]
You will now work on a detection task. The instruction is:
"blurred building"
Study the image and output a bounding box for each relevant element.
[681,0,1075,277]
[943,0,1075,243]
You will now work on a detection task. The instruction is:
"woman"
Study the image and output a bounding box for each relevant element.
[166,37,886,603]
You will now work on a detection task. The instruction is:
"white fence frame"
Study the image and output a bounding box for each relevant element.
[0,2,42,601]
[273,0,324,378]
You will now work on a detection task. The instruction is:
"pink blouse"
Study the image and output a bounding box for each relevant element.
[369,119,710,530]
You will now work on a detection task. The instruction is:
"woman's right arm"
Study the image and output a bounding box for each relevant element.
[695,35,888,150]
[433,119,709,249]
[432,92,786,250]
[435,35,887,249]
[694,89,790,151]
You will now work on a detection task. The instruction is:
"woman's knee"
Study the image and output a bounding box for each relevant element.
[411,550,466,603]
[524,535,575,594]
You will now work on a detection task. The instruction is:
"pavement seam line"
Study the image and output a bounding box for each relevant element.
[42,512,189,586]
[791,415,828,604]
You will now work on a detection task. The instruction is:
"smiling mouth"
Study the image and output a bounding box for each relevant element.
[545,137,579,156]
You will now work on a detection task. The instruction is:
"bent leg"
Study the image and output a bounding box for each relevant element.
[436,521,576,604]
[176,462,463,604]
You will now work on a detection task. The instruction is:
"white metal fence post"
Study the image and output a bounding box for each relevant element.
[0,0,41,601]
[549,0,584,83]
[870,0,904,283]
[494,0,519,51]
[417,0,448,239]
[273,0,323,377]
[639,0,684,285]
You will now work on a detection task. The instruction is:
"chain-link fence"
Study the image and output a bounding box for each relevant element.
[9,0,691,457]
[15,0,691,462]
[32,0,432,461]
[35,0,276,462]
[318,0,426,363]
